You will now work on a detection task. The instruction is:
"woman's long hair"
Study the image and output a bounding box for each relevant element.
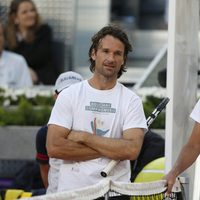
[5,0,41,50]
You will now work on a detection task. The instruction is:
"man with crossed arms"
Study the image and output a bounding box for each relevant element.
[47,25,147,199]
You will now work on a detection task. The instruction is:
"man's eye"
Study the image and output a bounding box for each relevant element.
[103,50,109,53]
[115,52,122,56]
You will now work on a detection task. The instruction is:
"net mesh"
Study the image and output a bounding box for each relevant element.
[24,179,183,200]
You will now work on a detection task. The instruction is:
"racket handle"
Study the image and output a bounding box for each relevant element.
[101,160,119,177]
[100,98,170,178]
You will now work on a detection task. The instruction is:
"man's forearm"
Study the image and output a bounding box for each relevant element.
[81,134,138,160]
[48,137,101,161]
[68,130,144,160]
[171,144,200,176]
[47,125,102,161]
[64,139,101,160]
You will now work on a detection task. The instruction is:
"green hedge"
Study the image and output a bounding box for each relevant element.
[0,98,51,126]
[0,94,166,128]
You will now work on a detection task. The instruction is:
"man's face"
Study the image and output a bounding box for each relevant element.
[91,35,125,79]
[0,25,4,54]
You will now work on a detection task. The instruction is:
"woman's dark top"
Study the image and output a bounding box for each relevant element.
[12,24,57,84]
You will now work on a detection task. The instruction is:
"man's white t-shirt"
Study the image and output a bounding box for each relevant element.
[0,50,33,88]
[48,80,147,192]
[190,99,200,123]
[47,158,63,194]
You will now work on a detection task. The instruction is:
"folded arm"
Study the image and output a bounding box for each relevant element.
[47,124,144,161]
[68,128,145,161]
[47,124,101,161]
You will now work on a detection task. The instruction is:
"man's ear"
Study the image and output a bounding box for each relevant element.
[91,49,96,61]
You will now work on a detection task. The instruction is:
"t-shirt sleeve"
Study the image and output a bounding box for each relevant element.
[123,96,148,132]
[19,56,33,87]
[190,99,200,123]
[48,89,73,129]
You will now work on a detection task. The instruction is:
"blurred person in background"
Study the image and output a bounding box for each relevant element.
[5,0,57,85]
[36,71,83,191]
[0,21,32,89]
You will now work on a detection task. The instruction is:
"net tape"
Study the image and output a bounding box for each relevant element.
[24,179,182,200]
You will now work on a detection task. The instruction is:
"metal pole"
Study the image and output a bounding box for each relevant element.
[165,0,199,198]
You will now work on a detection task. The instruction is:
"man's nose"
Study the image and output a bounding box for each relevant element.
[107,53,115,62]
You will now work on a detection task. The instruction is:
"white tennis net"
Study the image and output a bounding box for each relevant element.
[23,179,182,200]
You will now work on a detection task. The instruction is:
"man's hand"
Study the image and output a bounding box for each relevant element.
[163,171,177,194]
[47,125,101,161]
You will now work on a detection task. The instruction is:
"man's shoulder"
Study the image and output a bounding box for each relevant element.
[3,50,26,63]
[118,82,140,99]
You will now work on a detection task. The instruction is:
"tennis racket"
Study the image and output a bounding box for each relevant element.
[100,97,170,177]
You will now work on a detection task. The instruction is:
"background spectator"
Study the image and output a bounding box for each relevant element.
[0,21,32,89]
[5,0,57,85]
[36,71,83,190]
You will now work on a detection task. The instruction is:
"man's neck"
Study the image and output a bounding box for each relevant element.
[88,76,117,90]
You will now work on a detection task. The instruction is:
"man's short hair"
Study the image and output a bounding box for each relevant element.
[88,24,132,78]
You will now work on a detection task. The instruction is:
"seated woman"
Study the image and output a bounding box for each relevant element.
[5,0,57,85]
[0,21,32,89]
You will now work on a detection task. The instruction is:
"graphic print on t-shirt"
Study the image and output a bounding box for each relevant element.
[85,102,116,113]
[90,117,109,136]
[86,101,116,136]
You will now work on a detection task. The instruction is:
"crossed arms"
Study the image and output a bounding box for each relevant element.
[46,124,145,161]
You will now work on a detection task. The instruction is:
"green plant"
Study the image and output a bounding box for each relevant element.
[0,98,51,126]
